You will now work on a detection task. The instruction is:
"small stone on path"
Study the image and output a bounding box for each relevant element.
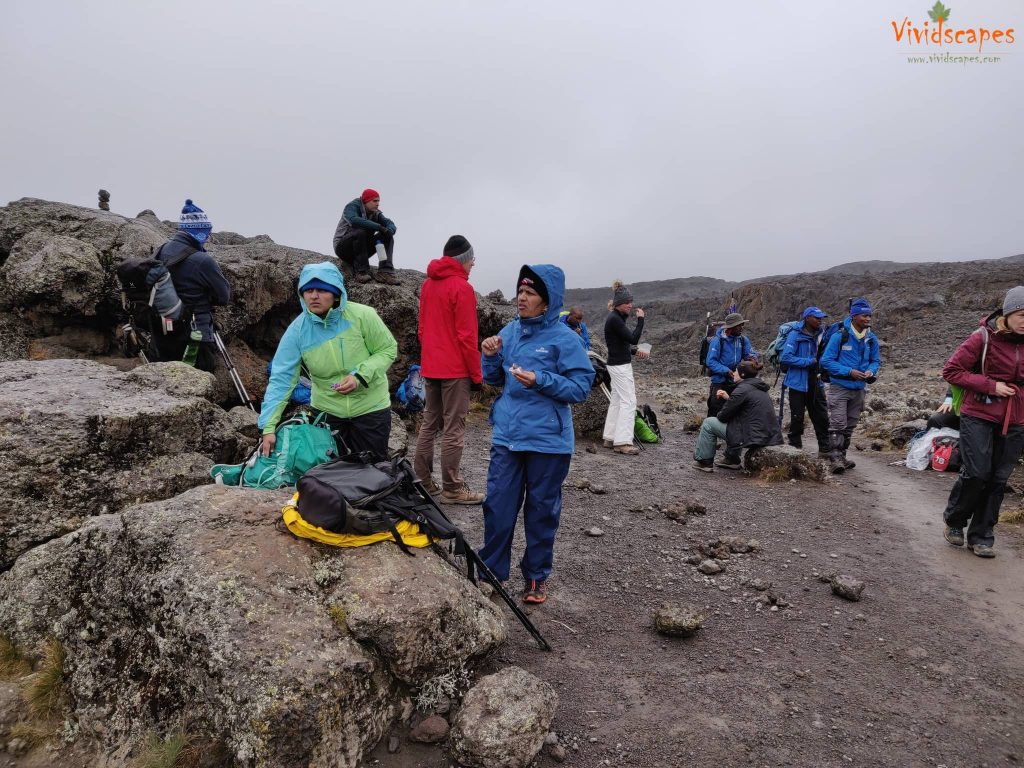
[830,575,865,602]
[586,527,605,537]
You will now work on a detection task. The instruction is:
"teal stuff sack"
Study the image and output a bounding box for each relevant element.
[212,412,338,489]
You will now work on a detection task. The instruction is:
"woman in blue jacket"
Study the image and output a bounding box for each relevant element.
[479,264,595,604]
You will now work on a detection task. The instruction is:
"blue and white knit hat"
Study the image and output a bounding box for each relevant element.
[179,199,212,243]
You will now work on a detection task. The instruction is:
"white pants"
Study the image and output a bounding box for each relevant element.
[602,363,636,445]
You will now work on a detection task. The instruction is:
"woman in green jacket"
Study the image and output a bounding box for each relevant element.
[258,261,398,459]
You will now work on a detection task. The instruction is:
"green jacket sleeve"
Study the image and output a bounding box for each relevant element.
[352,307,398,387]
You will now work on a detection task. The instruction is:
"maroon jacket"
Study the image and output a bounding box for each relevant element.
[417,257,482,383]
[943,312,1024,429]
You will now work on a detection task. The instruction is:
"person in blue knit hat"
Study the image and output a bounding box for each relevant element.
[819,297,881,473]
[151,199,231,372]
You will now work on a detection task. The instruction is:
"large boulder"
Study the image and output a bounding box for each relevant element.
[0,484,507,766]
[450,666,558,768]
[0,359,249,569]
[571,384,608,437]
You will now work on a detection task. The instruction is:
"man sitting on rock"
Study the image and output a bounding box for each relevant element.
[332,188,400,285]
[693,358,783,472]
[258,262,398,460]
[153,199,231,372]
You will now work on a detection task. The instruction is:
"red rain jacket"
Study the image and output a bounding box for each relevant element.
[418,257,482,383]
[943,312,1024,430]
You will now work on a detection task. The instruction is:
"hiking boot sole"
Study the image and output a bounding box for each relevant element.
[693,463,714,473]
[440,495,485,505]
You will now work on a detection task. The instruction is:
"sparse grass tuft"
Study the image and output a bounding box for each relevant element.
[136,731,188,768]
[759,466,794,483]
[328,603,348,632]
[135,730,231,768]
[0,633,32,679]
[8,720,56,749]
[1001,506,1024,525]
[20,638,65,718]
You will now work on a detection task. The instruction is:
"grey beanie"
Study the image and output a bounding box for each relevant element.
[1003,286,1024,316]
[612,282,633,305]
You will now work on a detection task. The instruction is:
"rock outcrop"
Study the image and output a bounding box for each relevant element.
[0,484,507,766]
[744,445,830,482]
[0,359,250,569]
[0,198,514,404]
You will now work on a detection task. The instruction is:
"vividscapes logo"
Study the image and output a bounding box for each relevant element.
[892,2,1015,52]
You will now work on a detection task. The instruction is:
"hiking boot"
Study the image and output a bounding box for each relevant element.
[523,579,547,604]
[419,478,442,498]
[943,526,965,547]
[354,271,373,284]
[375,270,401,285]
[829,457,846,475]
[788,437,803,449]
[715,457,742,470]
[440,484,485,505]
[603,439,614,449]
[693,459,714,472]
[971,544,996,558]
[614,444,640,455]
[843,455,856,470]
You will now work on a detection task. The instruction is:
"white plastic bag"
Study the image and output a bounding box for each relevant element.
[905,427,960,470]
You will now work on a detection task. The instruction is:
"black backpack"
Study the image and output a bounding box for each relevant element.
[640,403,661,438]
[816,321,849,383]
[297,456,488,565]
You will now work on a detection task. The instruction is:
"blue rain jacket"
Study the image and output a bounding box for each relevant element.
[482,265,595,454]
[820,317,881,390]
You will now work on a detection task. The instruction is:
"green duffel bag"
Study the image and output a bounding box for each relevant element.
[212,412,339,489]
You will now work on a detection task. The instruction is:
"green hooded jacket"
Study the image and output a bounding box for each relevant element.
[258,262,397,435]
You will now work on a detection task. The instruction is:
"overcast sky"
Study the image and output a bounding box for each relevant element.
[2,1,1021,294]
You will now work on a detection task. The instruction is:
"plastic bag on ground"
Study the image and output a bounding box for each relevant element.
[905,427,960,470]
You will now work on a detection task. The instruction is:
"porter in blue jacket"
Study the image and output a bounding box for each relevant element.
[479,264,595,604]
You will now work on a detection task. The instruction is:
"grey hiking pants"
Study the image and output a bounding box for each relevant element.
[826,385,866,444]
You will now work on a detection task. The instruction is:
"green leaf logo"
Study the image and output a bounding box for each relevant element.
[928,1,951,22]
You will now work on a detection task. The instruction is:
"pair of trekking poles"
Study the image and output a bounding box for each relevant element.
[121,313,256,413]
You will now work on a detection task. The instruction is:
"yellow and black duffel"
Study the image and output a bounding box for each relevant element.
[282,458,433,550]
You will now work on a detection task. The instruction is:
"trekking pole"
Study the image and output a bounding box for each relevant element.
[409,478,552,651]
[212,330,257,412]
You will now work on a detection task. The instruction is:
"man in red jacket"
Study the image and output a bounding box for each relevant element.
[413,235,485,504]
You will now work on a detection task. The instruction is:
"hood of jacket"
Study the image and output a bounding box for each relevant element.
[426,257,469,282]
[982,309,1024,342]
[737,378,770,394]
[297,262,348,324]
[516,264,565,326]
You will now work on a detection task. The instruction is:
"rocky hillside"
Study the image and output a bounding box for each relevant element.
[630,253,1024,374]
[563,275,736,327]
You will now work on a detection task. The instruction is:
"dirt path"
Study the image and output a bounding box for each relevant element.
[844,454,1024,645]
[371,404,1024,768]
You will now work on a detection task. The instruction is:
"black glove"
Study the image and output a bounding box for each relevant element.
[471,381,483,392]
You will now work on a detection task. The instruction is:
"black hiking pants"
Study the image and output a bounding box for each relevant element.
[153,326,217,373]
[315,406,392,462]
[788,383,830,451]
[927,410,961,431]
[334,229,395,274]
[943,414,1024,547]
[707,380,736,418]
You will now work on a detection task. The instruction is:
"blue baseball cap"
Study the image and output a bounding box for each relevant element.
[802,306,828,319]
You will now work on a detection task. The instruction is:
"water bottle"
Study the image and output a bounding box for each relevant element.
[182,328,202,367]
[374,238,387,263]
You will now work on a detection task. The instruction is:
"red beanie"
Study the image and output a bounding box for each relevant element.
[361,188,380,203]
